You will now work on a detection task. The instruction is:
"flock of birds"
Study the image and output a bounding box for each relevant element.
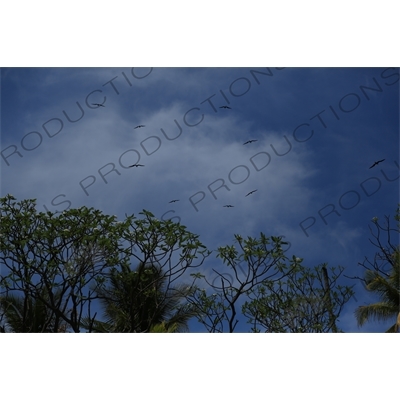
[93,103,259,208]
[92,103,386,208]
[218,106,259,207]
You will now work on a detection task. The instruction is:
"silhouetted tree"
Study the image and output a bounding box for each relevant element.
[351,205,400,332]
[0,196,209,333]
[81,262,198,332]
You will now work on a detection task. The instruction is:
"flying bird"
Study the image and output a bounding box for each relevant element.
[169,199,179,203]
[223,205,234,208]
[369,159,385,169]
[243,140,258,145]
[245,190,257,197]
[129,164,144,167]
[219,106,231,109]
[92,103,105,107]
[134,125,145,129]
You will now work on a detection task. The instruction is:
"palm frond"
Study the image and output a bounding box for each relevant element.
[355,302,399,327]
[355,260,399,332]
[88,262,198,332]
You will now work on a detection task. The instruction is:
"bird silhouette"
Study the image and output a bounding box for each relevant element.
[369,159,385,169]
[169,199,179,203]
[219,106,231,109]
[223,205,234,208]
[243,140,257,145]
[92,103,105,107]
[245,190,257,197]
[129,164,144,167]
[134,125,145,129]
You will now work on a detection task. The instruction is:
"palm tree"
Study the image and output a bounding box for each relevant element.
[0,292,56,333]
[149,321,180,333]
[355,254,399,332]
[82,262,197,333]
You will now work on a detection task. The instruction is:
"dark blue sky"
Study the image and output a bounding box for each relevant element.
[1,67,399,332]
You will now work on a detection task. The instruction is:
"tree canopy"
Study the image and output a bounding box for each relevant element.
[0,195,209,332]
[353,205,400,332]
[187,234,354,332]
[0,194,366,333]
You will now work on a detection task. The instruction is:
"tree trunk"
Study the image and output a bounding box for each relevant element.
[321,266,338,333]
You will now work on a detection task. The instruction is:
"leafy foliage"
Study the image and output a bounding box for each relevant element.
[188,234,354,332]
[0,195,209,332]
[1,194,359,333]
[243,263,354,332]
[353,205,400,332]
[0,289,61,332]
[81,262,198,332]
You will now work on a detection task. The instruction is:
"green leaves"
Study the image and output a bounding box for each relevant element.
[1,196,211,332]
[354,205,400,332]
[0,194,359,333]
[242,263,354,333]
